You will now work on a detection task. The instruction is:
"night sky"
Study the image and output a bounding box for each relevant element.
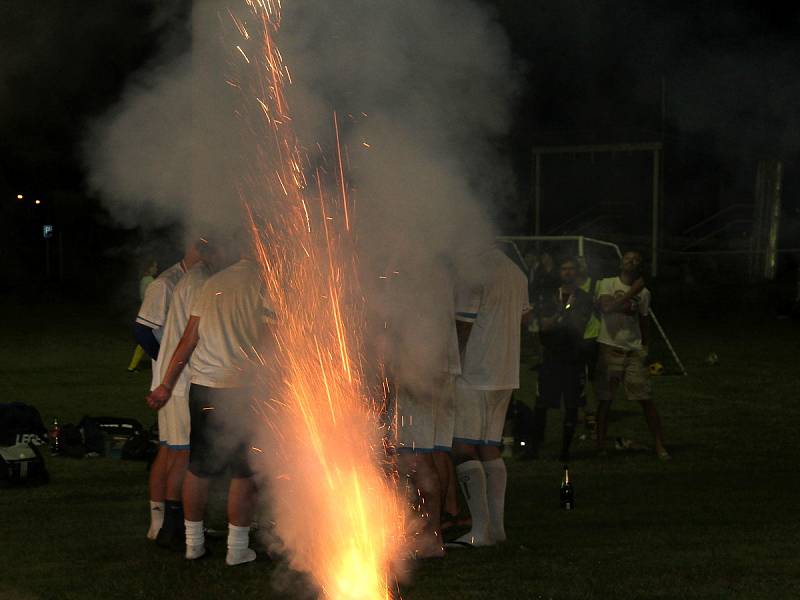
[1,1,798,290]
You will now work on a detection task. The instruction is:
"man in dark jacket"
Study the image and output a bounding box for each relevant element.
[527,256,593,462]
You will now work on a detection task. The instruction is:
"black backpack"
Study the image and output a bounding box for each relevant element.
[0,402,49,448]
[0,403,49,486]
[66,416,145,458]
[121,424,159,463]
[0,442,49,486]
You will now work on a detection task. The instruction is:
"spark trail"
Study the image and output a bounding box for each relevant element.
[227,2,407,598]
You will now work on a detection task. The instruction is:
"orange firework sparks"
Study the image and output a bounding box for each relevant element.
[228,2,407,598]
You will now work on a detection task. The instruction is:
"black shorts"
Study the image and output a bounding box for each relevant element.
[536,360,585,410]
[188,384,255,478]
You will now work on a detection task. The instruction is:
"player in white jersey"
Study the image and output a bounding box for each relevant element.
[389,260,460,558]
[449,246,530,548]
[147,252,274,565]
[595,250,669,460]
[150,244,218,549]
[135,243,205,540]
[127,259,158,372]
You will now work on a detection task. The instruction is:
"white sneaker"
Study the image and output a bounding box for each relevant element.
[186,544,207,560]
[445,532,494,548]
[226,547,257,566]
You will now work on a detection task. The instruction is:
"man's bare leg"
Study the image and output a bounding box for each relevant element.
[432,451,459,517]
[398,453,444,558]
[166,450,190,500]
[182,470,210,521]
[227,476,256,527]
[640,400,668,456]
[147,445,168,539]
[595,378,619,451]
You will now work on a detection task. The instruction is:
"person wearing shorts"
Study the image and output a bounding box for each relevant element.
[187,385,254,479]
[595,250,669,460]
[149,245,216,549]
[148,252,274,565]
[388,261,460,558]
[576,256,601,432]
[528,256,592,462]
[135,244,202,541]
[449,246,530,548]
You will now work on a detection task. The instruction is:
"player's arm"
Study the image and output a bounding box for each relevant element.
[538,310,559,331]
[522,307,536,327]
[567,296,592,336]
[134,279,168,359]
[521,288,534,327]
[133,323,160,359]
[146,316,200,410]
[639,314,651,348]
[598,278,645,314]
[535,291,560,331]
[638,289,652,349]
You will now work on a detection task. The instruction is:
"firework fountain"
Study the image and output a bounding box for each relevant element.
[226,1,408,598]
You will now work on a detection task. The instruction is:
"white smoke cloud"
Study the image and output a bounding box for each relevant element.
[86,0,519,416]
[86,0,516,250]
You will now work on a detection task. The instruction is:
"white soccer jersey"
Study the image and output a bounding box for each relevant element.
[139,275,154,301]
[387,263,461,394]
[158,263,211,398]
[189,259,274,389]
[456,248,530,391]
[596,276,651,351]
[135,261,186,390]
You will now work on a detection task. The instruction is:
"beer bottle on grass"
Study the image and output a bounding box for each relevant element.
[49,418,61,455]
[560,465,574,510]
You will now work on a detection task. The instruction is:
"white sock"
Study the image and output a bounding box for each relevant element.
[147,501,164,540]
[226,524,256,566]
[483,458,508,542]
[454,460,492,546]
[185,520,205,559]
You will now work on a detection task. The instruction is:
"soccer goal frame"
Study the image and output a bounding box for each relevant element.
[498,234,688,376]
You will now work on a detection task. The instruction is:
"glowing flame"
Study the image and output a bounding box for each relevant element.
[229,2,407,598]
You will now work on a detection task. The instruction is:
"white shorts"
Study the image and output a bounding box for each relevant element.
[158,393,190,450]
[453,384,513,446]
[157,407,168,446]
[395,375,455,453]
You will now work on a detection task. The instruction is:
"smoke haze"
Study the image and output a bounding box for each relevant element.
[85,0,517,591]
[85,0,518,414]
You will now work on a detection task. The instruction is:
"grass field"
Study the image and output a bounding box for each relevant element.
[1,301,799,599]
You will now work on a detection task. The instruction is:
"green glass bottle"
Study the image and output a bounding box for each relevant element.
[560,465,574,510]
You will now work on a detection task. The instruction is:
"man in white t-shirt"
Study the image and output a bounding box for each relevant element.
[135,243,205,540]
[449,246,530,548]
[389,261,460,558]
[150,243,218,550]
[147,253,274,565]
[595,250,669,460]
